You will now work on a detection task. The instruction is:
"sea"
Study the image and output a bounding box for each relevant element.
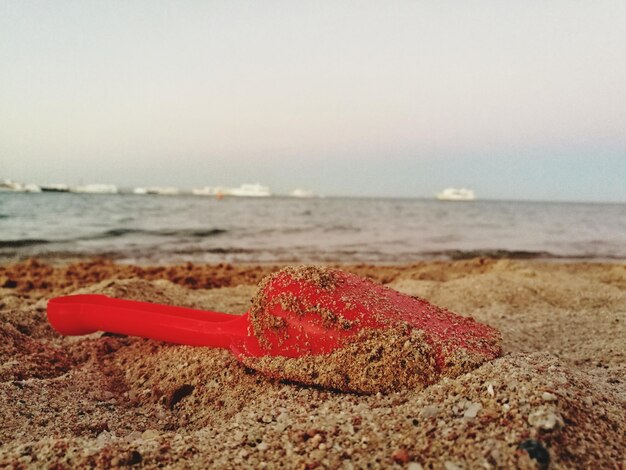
[1,192,625,264]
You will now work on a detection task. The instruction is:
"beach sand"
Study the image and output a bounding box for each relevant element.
[0,258,624,468]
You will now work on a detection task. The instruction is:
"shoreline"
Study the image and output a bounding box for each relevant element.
[3,250,626,267]
[1,258,624,467]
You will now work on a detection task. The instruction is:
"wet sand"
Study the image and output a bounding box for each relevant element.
[1,258,624,468]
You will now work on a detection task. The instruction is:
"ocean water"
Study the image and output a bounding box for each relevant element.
[1,192,625,264]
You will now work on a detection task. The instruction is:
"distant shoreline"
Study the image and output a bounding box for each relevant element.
[2,189,625,204]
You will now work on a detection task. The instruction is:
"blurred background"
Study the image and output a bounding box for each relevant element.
[1,1,625,263]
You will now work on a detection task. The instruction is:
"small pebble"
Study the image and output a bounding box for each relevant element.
[464,402,482,419]
[420,405,440,419]
[126,431,142,441]
[391,448,410,464]
[142,429,159,440]
[96,431,113,444]
[310,434,323,446]
[407,463,424,470]
[528,408,563,430]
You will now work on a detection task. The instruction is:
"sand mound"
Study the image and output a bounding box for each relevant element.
[389,264,626,398]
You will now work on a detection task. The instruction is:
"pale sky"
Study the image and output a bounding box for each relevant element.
[1,1,625,201]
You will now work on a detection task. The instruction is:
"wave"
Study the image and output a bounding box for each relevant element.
[173,247,252,255]
[1,228,229,250]
[95,228,145,238]
[424,249,562,260]
[84,228,228,240]
[323,224,360,233]
[187,229,228,238]
[0,239,51,248]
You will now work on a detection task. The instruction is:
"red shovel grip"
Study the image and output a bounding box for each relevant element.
[47,294,249,348]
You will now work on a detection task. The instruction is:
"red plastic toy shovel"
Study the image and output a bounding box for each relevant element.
[47,266,502,392]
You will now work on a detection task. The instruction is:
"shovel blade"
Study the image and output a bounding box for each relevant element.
[240,266,502,371]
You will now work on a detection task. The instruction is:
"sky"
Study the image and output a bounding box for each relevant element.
[1,1,625,202]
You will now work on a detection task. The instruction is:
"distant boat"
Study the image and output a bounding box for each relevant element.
[72,184,118,194]
[436,188,476,201]
[41,184,70,193]
[134,186,180,196]
[149,187,180,196]
[192,187,231,199]
[0,179,41,192]
[228,183,271,197]
[289,188,314,198]
[191,187,214,196]
[21,183,42,193]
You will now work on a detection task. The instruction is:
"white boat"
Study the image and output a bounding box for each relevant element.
[72,184,118,194]
[148,187,180,196]
[436,188,476,201]
[228,183,271,197]
[0,180,41,192]
[192,186,214,196]
[1,179,20,191]
[141,186,180,196]
[22,183,42,193]
[135,186,180,195]
[289,188,314,198]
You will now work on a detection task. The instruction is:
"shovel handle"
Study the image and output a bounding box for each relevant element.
[47,294,249,348]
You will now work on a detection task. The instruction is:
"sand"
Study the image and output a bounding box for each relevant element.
[0,258,624,468]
